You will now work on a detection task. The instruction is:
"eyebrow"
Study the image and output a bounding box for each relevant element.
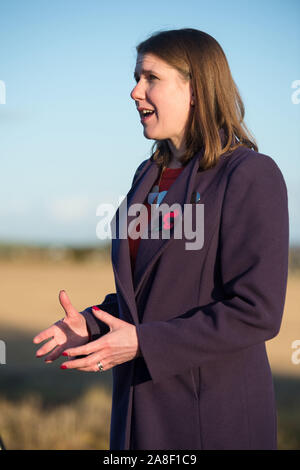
[134,69,159,81]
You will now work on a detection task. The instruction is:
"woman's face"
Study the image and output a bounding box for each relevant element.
[130,53,193,150]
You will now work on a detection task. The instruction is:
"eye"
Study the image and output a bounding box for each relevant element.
[148,74,157,81]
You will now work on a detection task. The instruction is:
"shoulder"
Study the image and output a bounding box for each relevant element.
[219,147,289,234]
[223,146,287,191]
[131,158,150,186]
[135,158,149,173]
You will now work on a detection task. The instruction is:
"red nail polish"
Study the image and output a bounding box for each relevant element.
[60,365,67,369]
[62,352,68,356]
[92,306,100,310]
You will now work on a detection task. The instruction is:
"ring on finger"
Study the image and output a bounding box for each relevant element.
[96,361,104,372]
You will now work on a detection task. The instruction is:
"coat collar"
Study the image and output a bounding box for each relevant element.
[111,128,227,324]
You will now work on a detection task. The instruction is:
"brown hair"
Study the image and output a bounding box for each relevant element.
[136,28,258,170]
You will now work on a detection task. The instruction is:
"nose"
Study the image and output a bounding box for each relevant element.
[130,80,145,101]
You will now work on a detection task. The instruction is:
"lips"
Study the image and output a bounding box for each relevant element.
[137,106,155,121]
[141,112,155,123]
[138,107,156,123]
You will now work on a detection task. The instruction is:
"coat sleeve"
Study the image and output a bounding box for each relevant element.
[80,293,119,341]
[80,159,148,340]
[135,153,289,384]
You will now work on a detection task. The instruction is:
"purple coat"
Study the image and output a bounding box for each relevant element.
[82,129,289,450]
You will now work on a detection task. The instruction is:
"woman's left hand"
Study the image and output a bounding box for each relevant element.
[60,306,141,372]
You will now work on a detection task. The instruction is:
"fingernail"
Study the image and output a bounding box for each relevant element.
[60,365,67,369]
[92,306,100,310]
[62,352,68,356]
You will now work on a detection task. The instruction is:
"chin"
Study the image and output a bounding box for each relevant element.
[143,130,155,140]
[143,128,163,141]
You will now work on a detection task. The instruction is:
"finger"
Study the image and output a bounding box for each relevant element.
[35,338,57,357]
[64,337,105,358]
[59,290,78,319]
[44,344,65,363]
[60,356,93,370]
[60,351,106,370]
[78,362,108,373]
[70,359,109,373]
[33,325,56,344]
[91,307,117,328]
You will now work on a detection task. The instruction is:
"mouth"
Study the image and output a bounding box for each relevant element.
[139,108,156,123]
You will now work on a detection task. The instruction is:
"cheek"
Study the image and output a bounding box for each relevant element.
[160,85,190,116]
[160,97,190,128]
[174,87,191,114]
[148,84,190,126]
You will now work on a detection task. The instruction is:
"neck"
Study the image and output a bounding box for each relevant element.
[166,139,186,168]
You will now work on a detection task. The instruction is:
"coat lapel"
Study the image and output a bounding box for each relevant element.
[133,147,205,297]
[111,128,228,325]
[110,159,160,325]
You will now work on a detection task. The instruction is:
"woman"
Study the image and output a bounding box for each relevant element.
[33,29,289,450]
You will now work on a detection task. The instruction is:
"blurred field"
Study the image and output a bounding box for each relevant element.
[0,249,300,449]
[0,255,115,450]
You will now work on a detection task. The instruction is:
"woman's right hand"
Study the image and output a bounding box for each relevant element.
[33,290,90,363]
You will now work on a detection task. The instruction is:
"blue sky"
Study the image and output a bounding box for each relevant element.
[0,0,299,246]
